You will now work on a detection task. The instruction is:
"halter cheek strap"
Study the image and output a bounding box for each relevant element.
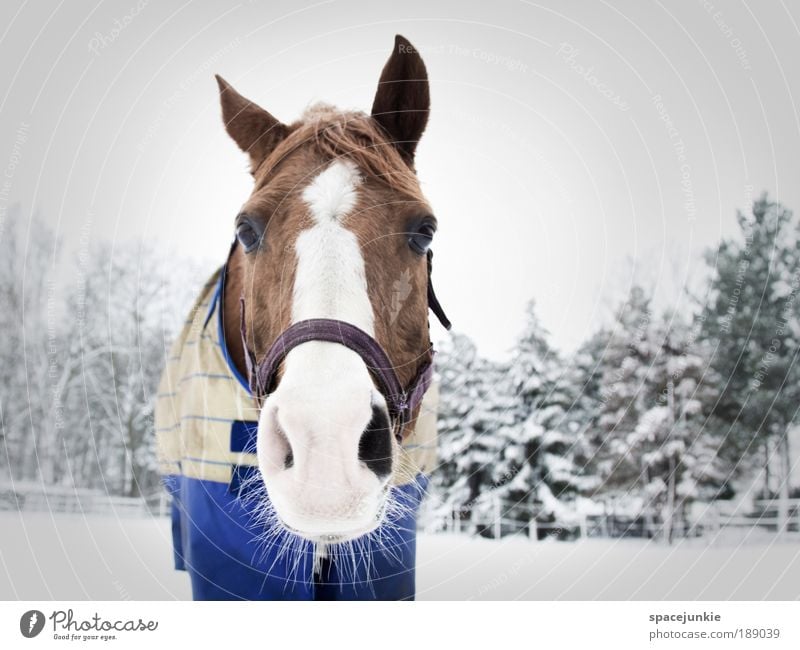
[239,248,451,442]
[426,250,451,331]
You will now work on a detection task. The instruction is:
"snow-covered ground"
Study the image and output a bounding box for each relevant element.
[1,511,798,600]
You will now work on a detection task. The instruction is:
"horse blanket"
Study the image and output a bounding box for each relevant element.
[155,263,438,600]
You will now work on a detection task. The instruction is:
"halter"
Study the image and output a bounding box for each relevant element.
[238,248,451,442]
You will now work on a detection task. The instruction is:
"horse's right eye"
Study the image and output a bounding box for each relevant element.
[236,220,261,252]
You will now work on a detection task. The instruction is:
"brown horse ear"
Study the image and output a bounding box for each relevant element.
[215,75,288,172]
[371,35,430,164]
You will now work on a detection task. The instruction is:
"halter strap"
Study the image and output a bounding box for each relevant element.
[427,250,451,331]
[237,247,451,441]
[241,315,434,440]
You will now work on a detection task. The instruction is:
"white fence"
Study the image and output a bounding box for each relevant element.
[434,512,586,540]
[0,482,169,518]
[423,497,800,541]
[707,498,800,534]
[421,497,589,540]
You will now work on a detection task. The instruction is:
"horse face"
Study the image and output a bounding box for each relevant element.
[217,36,433,541]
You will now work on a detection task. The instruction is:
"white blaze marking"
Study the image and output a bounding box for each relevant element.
[292,159,374,333]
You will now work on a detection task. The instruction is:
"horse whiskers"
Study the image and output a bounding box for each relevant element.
[237,471,305,577]
[235,477,416,589]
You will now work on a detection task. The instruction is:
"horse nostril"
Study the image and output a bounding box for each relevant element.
[284,449,294,469]
[358,405,393,477]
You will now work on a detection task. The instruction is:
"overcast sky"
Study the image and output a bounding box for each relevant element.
[2,0,799,359]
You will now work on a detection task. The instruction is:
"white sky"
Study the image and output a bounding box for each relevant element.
[2,0,799,359]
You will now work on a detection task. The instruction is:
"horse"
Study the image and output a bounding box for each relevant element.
[155,35,450,600]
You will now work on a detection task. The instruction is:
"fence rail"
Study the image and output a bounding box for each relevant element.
[0,483,170,518]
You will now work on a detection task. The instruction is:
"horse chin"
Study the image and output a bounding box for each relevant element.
[280,520,378,544]
[274,491,389,543]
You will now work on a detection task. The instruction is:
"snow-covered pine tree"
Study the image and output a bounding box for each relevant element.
[430,332,481,517]
[465,356,516,536]
[560,330,611,486]
[625,312,725,542]
[584,285,732,541]
[488,301,588,536]
[701,193,800,529]
[586,286,656,502]
[431,332,514,534]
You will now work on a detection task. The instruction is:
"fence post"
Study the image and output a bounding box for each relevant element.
[579,515,588,540]
[529,517,538,541]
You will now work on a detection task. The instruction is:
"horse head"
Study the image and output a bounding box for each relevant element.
[217,35,442,543]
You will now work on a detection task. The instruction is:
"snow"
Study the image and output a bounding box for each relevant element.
[0,511,187,600]
[1,512,798,600]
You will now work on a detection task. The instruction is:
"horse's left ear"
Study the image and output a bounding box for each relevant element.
[371,35,430,165]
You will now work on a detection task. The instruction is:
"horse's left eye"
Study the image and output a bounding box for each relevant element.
[408,222,435,255]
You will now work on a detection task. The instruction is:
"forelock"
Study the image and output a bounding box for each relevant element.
[254,104,425,201]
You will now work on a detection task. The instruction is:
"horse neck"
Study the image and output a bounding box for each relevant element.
[222,245,248,382]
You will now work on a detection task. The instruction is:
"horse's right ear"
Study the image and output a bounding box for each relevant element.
[215,75,288,172]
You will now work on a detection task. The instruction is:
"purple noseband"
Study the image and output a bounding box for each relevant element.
[239,249,451,442]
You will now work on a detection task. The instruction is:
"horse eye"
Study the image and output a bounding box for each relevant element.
[236,221,261,252]
[408,222,435,256]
